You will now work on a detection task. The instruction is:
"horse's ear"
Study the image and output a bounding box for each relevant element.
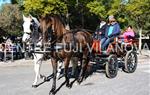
[29,14,33,17]
[29,14,34,19]
[23,14,27,21]
[50,17,55,25]
[38,15,44,22]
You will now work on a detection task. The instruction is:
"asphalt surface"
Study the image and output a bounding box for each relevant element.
[0,55,150,95]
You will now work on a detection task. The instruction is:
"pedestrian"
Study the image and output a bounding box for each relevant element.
[0,43,5,61]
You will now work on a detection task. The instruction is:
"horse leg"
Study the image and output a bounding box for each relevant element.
[49,58,57,95]
[70,57,78,76]
[77,53,89,84]
[32,54,43,87]
[64,57,71,88]
[57,61,63,79]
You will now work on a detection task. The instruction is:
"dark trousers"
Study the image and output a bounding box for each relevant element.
[0,51,4,61]
[93,34,105,40]
[101,36,115,50]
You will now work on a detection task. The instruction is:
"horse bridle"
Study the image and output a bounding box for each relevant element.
[24,20,42,44]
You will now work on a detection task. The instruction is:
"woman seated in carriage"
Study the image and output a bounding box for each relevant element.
[119,25,135,43]
[100,15,121,52]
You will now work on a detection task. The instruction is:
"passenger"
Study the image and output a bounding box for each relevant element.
[101,15,121,51]
[120,25,135,40]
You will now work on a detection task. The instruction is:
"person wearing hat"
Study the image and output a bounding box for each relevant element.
[101,15,121,52]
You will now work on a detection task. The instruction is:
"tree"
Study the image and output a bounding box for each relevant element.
[23,0,98,30]
[0,4,22,37]
[68,0,99,29]
[22,0,150,32]
[86,0,106,19]
[125,0,150,52]
[86,0,128,29]
[23,0,67,16]
[125,0,150,31]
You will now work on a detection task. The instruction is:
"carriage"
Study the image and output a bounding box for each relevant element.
[22,15,139,95]
[91,36,138,78]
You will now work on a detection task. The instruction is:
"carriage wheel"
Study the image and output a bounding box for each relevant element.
[105,55,118,78]
[123,50,137,73]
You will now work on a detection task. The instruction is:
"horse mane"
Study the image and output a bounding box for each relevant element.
[52,15,66,27]
[39,14,67,42]
[30,20,41,43]
[51,15,67,38]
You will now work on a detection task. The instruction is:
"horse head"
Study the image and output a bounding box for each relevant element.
[22,14,40,43]
[40,15,67,43]
[39,15,54,43]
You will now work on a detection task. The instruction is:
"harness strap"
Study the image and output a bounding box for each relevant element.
[25,32,31,35]
[72,31,76,49]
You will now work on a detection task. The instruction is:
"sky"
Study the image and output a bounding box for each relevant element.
[0,0,11,7]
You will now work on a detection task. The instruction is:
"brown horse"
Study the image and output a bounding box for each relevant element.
[40,15,93,95]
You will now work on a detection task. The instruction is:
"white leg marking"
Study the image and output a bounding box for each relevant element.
[32,53,43,85]
[57,61,63,78]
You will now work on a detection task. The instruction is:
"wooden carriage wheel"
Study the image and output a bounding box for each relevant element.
[123,50,137,73]
[105,54,118,78]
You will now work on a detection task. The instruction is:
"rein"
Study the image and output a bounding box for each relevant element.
[48,31,74,45]
[25,32,31,35]
[49,29,93,46]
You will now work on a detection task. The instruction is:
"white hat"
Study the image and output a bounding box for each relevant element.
[108,15,115,21]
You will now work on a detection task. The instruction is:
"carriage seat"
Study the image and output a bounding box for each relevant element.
[118,36,134,45]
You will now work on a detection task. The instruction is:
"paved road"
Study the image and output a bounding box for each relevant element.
[0,55,150,95]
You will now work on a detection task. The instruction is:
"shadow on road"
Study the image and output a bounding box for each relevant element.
[34,63,107,94]
[35,74,53,88]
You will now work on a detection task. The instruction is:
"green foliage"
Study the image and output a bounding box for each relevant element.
[125,0,150,30]
[1,0,149,36]
[86,0,128,29]
[107,0,121,15]
[23,0,67,16]
[86,1,106,18]
[86,0,150,32]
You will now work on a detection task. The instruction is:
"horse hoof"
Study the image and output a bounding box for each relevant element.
[57,75,61,80]
[77,77,83,84]
[49,90,55,95]
[74,82,79,86]
[32,85,38,88]
[46,78,50,82]
[41,76,50,82]
[77,79,82,85]
[66,83,71,89]
[77,81,81,85]
[40,75,46,79]
[49,92,55,95]
[44,77,48,81]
